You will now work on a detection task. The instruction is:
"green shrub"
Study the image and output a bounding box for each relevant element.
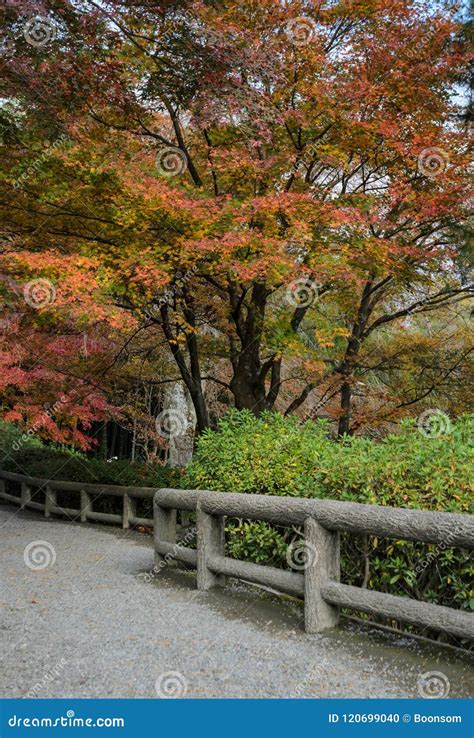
[184,410,473,615]
[2,444,179,488]
[2,445,87,479]
[0,419,42,465]
[185,410,473,510]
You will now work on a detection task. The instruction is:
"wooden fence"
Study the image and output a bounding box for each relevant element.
[1,470,472,638]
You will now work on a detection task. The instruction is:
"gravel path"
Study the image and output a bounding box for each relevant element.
[1,504,472,699]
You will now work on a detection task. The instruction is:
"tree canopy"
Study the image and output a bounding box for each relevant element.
[0,0,472,450]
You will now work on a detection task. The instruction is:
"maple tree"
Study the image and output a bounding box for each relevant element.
[0,0,472,446]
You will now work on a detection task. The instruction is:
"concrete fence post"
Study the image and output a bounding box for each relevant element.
[122,493,136,529]
[44,486,56,518]
[196,501,225,590]
[154,500,177,568]
[80,489,91,523]
[304,517,340,633]
[20,482,31,509]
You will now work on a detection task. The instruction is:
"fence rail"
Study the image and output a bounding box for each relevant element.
[154,488,474,638]
[1,470,472,639]
[0,469,155,529]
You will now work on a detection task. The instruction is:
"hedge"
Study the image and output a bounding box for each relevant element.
[184,410,473,619]
[0,435,180,519]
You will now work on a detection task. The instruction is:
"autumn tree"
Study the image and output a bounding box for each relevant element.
[0,0,472,441]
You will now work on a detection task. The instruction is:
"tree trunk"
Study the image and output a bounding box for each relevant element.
[160,303,210,434]
[99,421,108,459]
[110,422,119,458]
[338,378,352,437]
[118,426,127,458]
[228,281,272,414]
[229,358,268,414]
[131,416,137,462]
[336,281,375,437]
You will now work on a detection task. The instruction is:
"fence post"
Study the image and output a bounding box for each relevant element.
[304,517,340,633]
[122,493,136,530]
[45,485,56,518]
[154,499,177,568]
[21,482,31,509]
[80,489,91,523]
[196,501,225,590]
